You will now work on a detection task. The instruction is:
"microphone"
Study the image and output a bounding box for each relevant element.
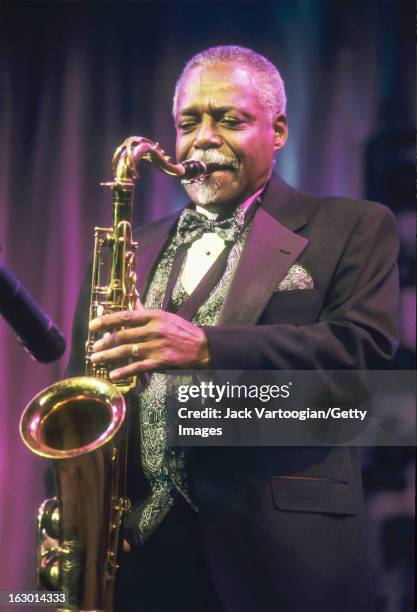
[0,264,66,363]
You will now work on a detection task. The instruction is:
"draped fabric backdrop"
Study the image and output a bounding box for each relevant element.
[0,1,414,608]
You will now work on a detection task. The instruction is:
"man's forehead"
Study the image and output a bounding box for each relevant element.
[176,63,260,113]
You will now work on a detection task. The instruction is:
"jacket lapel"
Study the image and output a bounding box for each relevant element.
[135,211,181,299]
[217,173,309,325]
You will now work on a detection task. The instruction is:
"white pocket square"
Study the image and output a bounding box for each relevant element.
[276,264,314,291]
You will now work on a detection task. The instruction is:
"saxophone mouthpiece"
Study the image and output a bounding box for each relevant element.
[180,160,207,181]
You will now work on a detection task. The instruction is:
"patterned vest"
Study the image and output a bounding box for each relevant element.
[133,222,251,543]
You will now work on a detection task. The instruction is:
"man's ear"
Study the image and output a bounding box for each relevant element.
[273,113,288,151]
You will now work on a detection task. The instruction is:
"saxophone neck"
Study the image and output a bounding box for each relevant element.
[110,136,207,183]
[111,183,135,227]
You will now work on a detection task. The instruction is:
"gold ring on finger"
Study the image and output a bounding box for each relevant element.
[131,343,140,358]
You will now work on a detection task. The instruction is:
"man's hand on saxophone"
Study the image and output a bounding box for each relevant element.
[89,303,212,380]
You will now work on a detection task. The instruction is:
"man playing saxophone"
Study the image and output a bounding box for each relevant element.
[68,46,399,611]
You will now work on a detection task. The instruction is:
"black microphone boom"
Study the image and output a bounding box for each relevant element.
[0,265,66,363]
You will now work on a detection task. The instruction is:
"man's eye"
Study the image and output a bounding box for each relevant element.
[178,121,197,132]
[221,118,243,128]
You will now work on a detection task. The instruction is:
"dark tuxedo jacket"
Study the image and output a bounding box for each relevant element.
[67,173,399,611]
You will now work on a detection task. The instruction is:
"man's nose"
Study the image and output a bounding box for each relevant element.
[193,117,222,149]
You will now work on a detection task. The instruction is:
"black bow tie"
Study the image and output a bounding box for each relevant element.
[175,208,245,246]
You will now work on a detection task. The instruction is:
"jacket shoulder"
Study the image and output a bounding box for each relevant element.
[263,173,396,231]
[298,189,396,225]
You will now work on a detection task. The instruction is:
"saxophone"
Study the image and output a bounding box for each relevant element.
[19,137,206,612]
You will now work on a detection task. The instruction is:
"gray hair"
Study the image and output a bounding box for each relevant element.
[172,45,286,120]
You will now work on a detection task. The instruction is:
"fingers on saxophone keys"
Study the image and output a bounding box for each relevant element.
[92,329,131,352]
[93,331,112,350]
[89,309,150,332]
[89,314,123,332]
[90,343,139,364]
[110,359,157,381]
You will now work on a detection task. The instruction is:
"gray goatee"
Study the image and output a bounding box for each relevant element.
[182,151,239,206]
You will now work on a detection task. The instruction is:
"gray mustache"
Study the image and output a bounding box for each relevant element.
[187,152,240,170]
